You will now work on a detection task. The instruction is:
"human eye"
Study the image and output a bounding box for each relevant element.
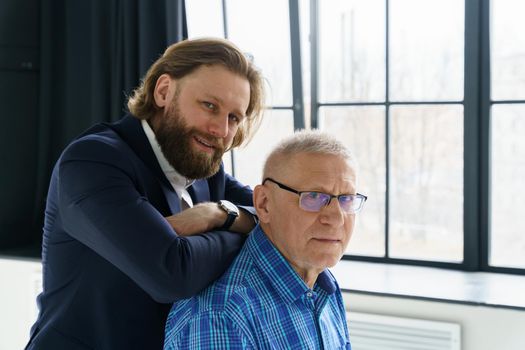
[339,194,355,204]
[338,194,356,212]
[202,101,216,111]
[300,192,323,211]
[228,113,240,124]
[305,192,329,205]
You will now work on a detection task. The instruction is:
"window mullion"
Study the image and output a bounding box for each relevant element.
[463,0,483,271]
[309,0,319,129]
[479,0,491,271]
[289,0,305,130]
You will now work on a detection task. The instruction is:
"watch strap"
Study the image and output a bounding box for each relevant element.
[218,200,239,230]
[219,213,237,231]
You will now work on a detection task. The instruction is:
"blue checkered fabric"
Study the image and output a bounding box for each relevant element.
[164,225,351,349]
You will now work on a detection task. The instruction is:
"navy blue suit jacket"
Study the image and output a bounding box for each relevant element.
[26,115,253,349]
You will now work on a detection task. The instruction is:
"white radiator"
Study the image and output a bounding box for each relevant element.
[347,311,461,350]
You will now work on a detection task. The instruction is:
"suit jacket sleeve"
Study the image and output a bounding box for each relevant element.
[224,172,257,216]
[57,136,248,303]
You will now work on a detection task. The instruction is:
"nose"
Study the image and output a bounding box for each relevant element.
[208,114,229,138]
[319,197,345,227]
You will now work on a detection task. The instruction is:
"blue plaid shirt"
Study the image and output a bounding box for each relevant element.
[164,225,351,349]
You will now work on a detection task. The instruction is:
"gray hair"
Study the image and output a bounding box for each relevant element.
[263,129,356,179]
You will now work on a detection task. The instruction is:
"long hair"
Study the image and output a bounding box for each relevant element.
[127,38,265,148]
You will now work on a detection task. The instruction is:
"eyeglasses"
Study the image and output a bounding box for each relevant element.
[263,177,367,214]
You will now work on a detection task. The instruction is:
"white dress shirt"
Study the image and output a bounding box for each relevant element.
[141,120,194,209]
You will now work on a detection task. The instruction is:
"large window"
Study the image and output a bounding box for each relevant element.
[186,0,525,274]
[489,0,525,270]
[314,0,465,266]
[186,0,297,189]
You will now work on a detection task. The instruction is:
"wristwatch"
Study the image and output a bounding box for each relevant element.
[218,200,240,230]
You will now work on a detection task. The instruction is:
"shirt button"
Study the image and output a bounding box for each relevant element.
[306,292,313,298]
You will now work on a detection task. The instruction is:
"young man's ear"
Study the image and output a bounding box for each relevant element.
[153,74,175,108]
[253,185,270,224]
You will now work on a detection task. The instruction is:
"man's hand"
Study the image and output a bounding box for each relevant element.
[165,203,223,236]
[165,202,256,236]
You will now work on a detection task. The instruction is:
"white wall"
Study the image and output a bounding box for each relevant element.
[0,258,41,350]
[2,257,525,350]
[344,292,525,350]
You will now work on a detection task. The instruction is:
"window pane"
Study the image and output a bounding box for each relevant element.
[319,0,385,103]
[222,152,233,175]
[389,0,464,101]
[491,0,525,100]
[233,110,295,189]
[186,0,224,38]
[320,106,386,257]
[390,105,463,262]
[490,104,525,269]
[300,0,311,125]
[226,0,293,107]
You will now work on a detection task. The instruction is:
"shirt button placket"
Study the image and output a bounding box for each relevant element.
[304,291,315,310]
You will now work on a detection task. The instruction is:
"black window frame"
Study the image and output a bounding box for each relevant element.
[222,0,524,275]
[307,0,523,275]
[223,0,305,176]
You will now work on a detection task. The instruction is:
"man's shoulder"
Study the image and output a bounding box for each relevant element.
[66,123,122,150]
[203,249,261,308]
[165,255,263,346]
[169,248,262,320]
[60,120,135,164]
[165,293,254,349]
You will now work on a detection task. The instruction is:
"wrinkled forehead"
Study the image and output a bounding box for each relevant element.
[267,151,357,187]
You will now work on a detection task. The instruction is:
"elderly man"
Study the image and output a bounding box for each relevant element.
[164,130,367,349]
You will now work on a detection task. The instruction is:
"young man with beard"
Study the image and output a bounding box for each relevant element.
[26,38,265,350]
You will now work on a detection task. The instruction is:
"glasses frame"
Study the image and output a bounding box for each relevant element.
[262,177,367,214]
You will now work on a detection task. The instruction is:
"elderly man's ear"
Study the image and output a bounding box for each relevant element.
[253,185,270,223]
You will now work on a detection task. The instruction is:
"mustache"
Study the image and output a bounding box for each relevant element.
[192,131,225,152]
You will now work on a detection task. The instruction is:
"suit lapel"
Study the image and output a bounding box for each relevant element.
[160,183,182,214]
[188,180,210,204]
[109,115,212,212]
[109,115,183,214]
[109,115,173,189]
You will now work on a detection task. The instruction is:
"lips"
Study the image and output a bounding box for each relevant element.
[192,133,226,155]
[312,238,342,243]
[194,135,216,149]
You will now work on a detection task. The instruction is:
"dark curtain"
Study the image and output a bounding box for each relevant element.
[27,0,187,254]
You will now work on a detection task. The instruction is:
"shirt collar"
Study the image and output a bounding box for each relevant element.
[246,225,338,305]
[141,119,194,189]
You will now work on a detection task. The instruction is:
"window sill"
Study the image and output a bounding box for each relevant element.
[331,260,525,311]
[3,253,525,311]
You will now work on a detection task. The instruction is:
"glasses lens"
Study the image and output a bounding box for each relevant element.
[342,195,367,213]
[338,195,356,213]
[299,192,330,212]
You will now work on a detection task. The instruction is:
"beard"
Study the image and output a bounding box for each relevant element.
[154,98,226,180]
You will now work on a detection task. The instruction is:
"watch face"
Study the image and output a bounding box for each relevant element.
[220,200,239,215]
